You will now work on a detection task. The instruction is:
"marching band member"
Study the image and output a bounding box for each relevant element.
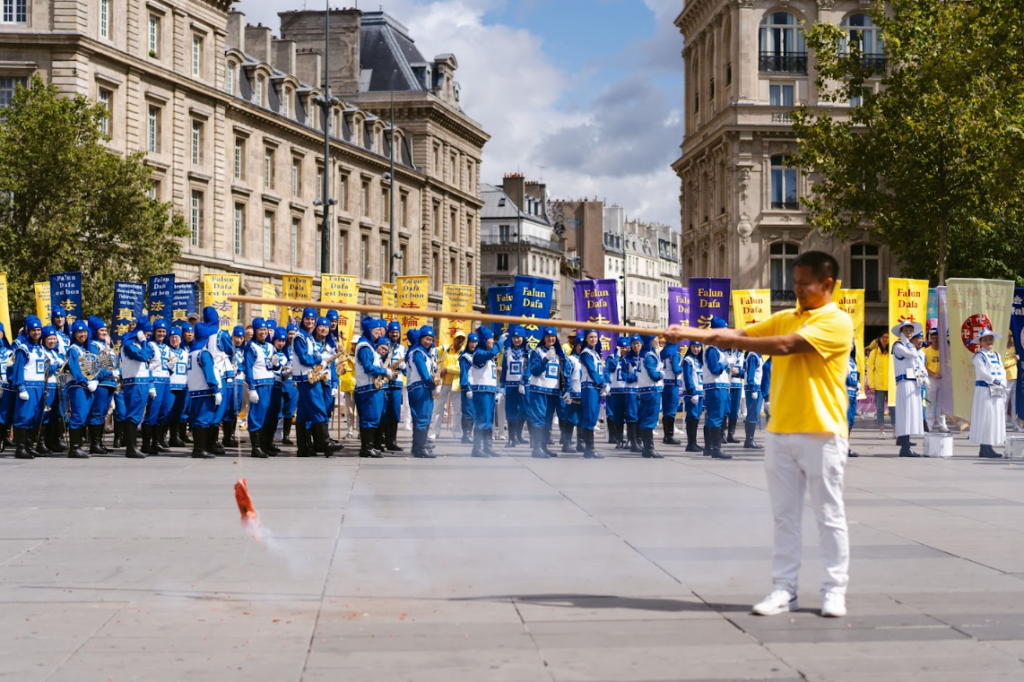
[214,326,245,451]
[281,323,300,445]
[623,336,642,452]
[470,327,503,458]
[605,337,632,447]
[165,327,189,448]
[243,318,275,459]
[761,357,773,424]
[526,327,563,459]
[176,321,195,445]
[186,310,222,459]
[924,328,949,432]
[292,316,345,458]
[970,327,1008,458]
[119,318,155,459]
[0,323,14,453]
[725,347,746,444]
[142,319,171,455]
[40,323,66,454]
[430,330,465,441]
[372,337,392,452]
[407,325,438,458]
[265,326,290,454]
[580,329,609,459]
[636,335,664,459]
[64,320,96,459]
[325,310,341,419]
[743,350,765,450]
[500,326,529,449]
[891,321,924,457]
[660,341,683,446]
[681,341,705,453]
[556,333,583,455]
[702,317,732,460]
[85,316,115,454]
[10,316,45,459]
[382,321,406,452]
[181,322,195,350]
[846,344,860,458]
[50,310,70,356]
[353,317,390,458]
[459,332,479,445]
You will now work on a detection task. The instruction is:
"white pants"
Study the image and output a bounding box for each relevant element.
[764,432,850,597]
[430,383,456,435]
[1007,380,1017,422]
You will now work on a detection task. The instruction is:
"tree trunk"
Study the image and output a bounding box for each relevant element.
[937,219,948,285]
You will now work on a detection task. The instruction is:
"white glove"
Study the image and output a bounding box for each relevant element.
[497,332,508,347]
[562,392,571,404]
[600,385,610,397]
[332,387,338,398]
[148,387,157,398]
[689,395,699,405]
[467,390,474,399]
[432,387,441,398]
[113,369,121,380]
[518,384,526,395]
[751,391,758,400]
[496,392,503,405]
[320,359,331,370]
[18,389,29,401]
[136,331,146,343]
[386,369,394,380]
[399,362,407,371]
[87,380,98,393]
[249,390,259,404]
[271,355,281,369]
[214,392,223,406]
[545,349,556,361]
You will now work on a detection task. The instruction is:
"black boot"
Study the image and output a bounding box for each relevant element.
[35,424,51,455]
[726,417,740,444]
[112,421,123,449]
[583,429,604,459]
[664,417,681,445]
[262,426,281,455]
[460,417,473,444]
[743,422,763,450]
[530,425,549,458]
[208,424,226,455]
[575,425,584,453]
[281,418,294,445]
[506,421,518,449]
[140,424,156,455]
[180,423,192,444]
[559,425,574,454]
[13,428,35,459]
[154,425,170,452]
[0,425,12,453]
[168,422,185,448]
[515,420,528,445]
[642,428,663,458]
[628,423,642,453]
[376,425,388,453]
[312,422,344,457]
[702,425,712,457]
[124,422,145,458]
[710,427,732,459]
[485,429,500,457]
[614,422,626,449]
[45,419,65,453]
[685,420,701,453]
[89,424,109,454]
[413,428,436,458]
[359,427,383,458]
[471,428,487,457]
[191,425,214,459]
[296,422,313,457]
[222,420,239,448]
[249,429,268,458]
[67,427,89,459]
[386,422,403,452]
[541,426,558,457]
[979,444,1002,459]
[898,435,920,457]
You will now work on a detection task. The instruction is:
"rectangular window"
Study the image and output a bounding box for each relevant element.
[399,192,407,228]
[361,181,370,217]
[148,181,159,200]
[264,148,273,189]
[291,158,301,195]
[769,83,794,107]
[281,88,290,118]
[316,167,323,202]
[381,189,390,222]
[497,253,508,271]
[225,62,235,95]
[190,190,203,246]
[263,211,274,262]
[432,250,440,288]
[98,88,111,135]
[254,77,263,106]
[381,239,389,281]
[450,256,457,283]
[499,224,510,242]
[233,203,244,256]
[338,230,347,272]
[147,106,159,153]
[192,34,202,78]
[770,155,798,209]
[191,120,202,165]
[291,218,299,268]
[432,202,440,236]
[148,15,159,55]
[360,235,369,277]
[234,138,243,180]
[3,0,27,24]
[397,243,406,277]
[316,227,322,272]
[99,0,109,38]
[338,174,347,211]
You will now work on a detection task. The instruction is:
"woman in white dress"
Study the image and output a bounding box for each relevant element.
[891,321,924,457]
[969,327,1007,459]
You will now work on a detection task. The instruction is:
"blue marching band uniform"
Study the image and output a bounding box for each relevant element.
[500,326,529,448]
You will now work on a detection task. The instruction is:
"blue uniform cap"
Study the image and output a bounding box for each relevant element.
[180,322,194,333]
[326,310,339,321]
[542,326,558,339]
[617,336,630,348]
[375,336,390,347]
[574,332,586,346]
[467,332,479,344]
[133,318,153,334]
[232,325,245,337]
[419,325,435,339]
[88,315,107,333]
[153,319,168,331]
[315,317,330,329]
[169,327,182,338]
[202,306,219,325]
[41,324,58,339]
[387,321,401,334]
[374,318,389,330]
[24,315,42,331]
[406,328,421,346]
[50,310,65,320]
[510,325,524,338]
[302,307,317,319]
[250,317,264,330]
[629,334,642,346]
[709,316,728,330]
[273,326,288,342]
[286,323,299,333]
[478,327,494,341]
[71,320,89,334]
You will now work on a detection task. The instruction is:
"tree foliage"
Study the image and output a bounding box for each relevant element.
[0,75,188,319]
[790,0,1024,284]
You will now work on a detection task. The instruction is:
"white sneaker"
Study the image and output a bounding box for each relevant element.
[428,432,437,441]
[751,590,798,616]
[936,422,950,433]
[821,592,847,618]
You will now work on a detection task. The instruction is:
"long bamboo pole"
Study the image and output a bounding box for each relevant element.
[229,295,701,340]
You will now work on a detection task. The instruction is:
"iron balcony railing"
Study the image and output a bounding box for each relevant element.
[759,52,808,74]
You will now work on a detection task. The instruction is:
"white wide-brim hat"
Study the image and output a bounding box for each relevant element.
[891,321,923,337]
[972,327,1003,344]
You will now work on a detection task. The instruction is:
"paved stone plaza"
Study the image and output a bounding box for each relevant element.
[2,426,1024,682]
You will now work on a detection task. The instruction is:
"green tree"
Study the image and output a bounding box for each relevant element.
[0,75,188,320]
[790,0,1024,284]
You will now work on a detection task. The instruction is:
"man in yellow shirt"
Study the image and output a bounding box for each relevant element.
[430,331,466,441]
[924,329,948,432]
[665,251,852,618]
[1005,335,1020,432]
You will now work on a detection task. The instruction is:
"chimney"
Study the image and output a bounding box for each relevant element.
[295,50,322,90]
[227,11,245,52]
[501,172,526,214]
[278,9,363,95]
[244,24,273,64]
[272,38,296,76]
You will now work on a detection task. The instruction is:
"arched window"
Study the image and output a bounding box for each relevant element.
[770,155,797,210]
[759,13,806,73]
[770,243,799,300]
[842,14,882,56]
[281,87,291,118]
[253,75,265,107]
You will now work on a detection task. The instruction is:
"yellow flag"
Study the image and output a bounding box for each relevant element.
[381,282,397,322]
[397,275,429,333]
[280,275,313,327]
[887,278,929,399]
[836,288,865,397]
[0,273,11,337]
[261,282,279,325]
[321,274,359,345]
[441,284,475,348]
[203,274,240,331]
[34,282,51,320]
[731,289,771,329]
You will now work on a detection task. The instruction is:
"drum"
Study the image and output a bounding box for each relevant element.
[924,433,953,458]
[1007,437,1024,460]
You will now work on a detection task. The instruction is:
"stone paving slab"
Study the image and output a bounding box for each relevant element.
[1,425,1024,681]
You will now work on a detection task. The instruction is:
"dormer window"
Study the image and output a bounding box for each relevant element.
[253,75,264,107]
[225,61,236,95]
[281,87,290,118]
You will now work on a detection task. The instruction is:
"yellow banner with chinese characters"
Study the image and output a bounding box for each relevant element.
[835,288,865,398]
[397,275,429,333]
[731,289,771,329]
[887,278,929,399]
[321,274,359,345]
[381,282,397,323]
[34,282,51,320]
[440,284,475,349]
[203,274,240,331]
[261,282,279,326]
[0,273,11,339]
[280,275,313,327]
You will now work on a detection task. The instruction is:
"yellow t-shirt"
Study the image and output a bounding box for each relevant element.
[440,347,461,385]
[745,302,853,437]
[1005,346,1018,381]
[924,346,941,376]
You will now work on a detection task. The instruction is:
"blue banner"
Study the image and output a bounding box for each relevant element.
[147,274,175,324]
[1011,287,1024,422]
[112,281,146,350]
[172,282,197,325]
[49,271,83,330]
[488,285,514,337]
[510,275,554,350]
[688,277,731,328]
[927,287,938,327]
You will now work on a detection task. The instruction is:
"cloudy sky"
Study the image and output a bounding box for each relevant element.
[234,0,685,227]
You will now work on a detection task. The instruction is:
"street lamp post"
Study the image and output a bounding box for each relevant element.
[619,272,629,326]
[315,0,337,277]
[387,76,398,284]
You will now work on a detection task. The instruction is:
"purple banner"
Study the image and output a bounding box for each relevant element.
[668,286,691,346]
[1011,287,1024,421]
[689,277,731,328]
[573,278,620,358]
[936,286,954,418]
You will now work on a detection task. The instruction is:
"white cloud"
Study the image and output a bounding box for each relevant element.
[233,0,683,226]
